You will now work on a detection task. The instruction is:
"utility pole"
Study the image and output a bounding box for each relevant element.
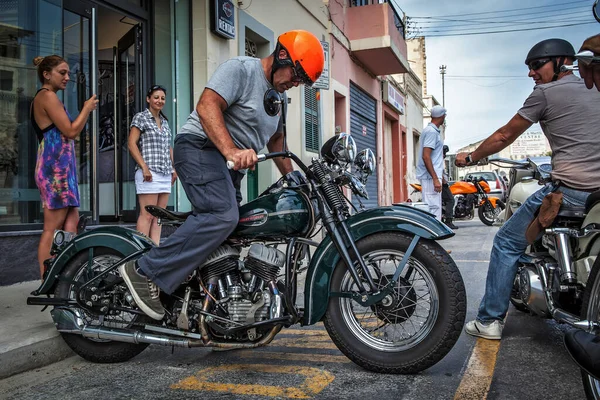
[439,65,446,107]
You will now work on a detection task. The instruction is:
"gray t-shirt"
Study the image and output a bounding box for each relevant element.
[178,56,284,152]
[518,74,600,190]
[416,123,444,180]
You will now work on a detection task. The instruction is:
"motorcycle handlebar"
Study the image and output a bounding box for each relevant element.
[226,154,268,170]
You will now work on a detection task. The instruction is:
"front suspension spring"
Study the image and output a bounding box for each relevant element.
[312,161,347,213]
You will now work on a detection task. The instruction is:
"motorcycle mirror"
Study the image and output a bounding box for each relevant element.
[263,89,282,116]
[594,0,600,23]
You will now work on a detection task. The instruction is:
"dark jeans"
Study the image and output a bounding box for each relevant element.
[441,184,454,220]
[137,134,243,294]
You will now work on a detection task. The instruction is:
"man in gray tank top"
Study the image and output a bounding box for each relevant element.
[118,30,325,320]
[454,38,600,340]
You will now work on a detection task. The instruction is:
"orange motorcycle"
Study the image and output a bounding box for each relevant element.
[409,175,505,226]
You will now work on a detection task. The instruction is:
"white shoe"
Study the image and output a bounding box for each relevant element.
[465,320,503,340]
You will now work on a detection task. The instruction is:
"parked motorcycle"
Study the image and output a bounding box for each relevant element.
[409,176,504,226]
[28,131,466,374]
[486,157,600,398]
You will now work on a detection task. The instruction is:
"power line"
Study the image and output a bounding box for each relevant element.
[419,21,597,37]
[409,0,590,19]
[418,19,591,34]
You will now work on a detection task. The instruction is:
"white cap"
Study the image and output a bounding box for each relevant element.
[431,105,447,118]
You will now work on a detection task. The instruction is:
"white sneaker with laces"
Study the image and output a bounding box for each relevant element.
[465,319,503,340]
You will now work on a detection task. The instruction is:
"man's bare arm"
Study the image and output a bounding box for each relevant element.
[197,88,257,170]
[456,114,532,165]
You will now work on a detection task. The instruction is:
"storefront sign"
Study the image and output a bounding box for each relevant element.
[382,80,405,115]
[313,41,330,90]
[211,0,235,40]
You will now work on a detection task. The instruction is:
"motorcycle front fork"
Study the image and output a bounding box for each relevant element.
[320,205,420,307]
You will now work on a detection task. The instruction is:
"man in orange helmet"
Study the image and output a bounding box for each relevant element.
[119,30,325,320]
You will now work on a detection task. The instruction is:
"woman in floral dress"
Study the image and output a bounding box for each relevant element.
[31,55,98,277]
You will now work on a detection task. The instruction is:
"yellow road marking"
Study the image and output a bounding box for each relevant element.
[453,338,501,400]
[171,364,334,398]
[236,350,351,363]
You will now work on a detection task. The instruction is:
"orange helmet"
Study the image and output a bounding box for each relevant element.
[273,30,324,86]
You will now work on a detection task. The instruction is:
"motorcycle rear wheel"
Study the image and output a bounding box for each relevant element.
[55,247,150,363]
[478,200,505,226]
[323,232,466,373]
[579,256,600,399]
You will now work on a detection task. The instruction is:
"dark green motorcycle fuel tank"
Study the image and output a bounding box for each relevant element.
[232,188,316,240]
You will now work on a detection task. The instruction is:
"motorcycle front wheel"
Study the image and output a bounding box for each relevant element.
[55,247,150,363]
[478,199,505,226]
[579,256,600,399]
[323,232,466,373]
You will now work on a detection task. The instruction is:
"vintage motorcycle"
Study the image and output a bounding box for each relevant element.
[409,176,504,226]
[486,158,600,398]
[28,129,466,374]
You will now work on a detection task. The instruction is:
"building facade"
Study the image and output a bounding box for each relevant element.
[328,0,410,208]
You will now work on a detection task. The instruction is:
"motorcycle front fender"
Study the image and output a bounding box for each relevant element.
[32,227,154,296]
[302,204,453,325]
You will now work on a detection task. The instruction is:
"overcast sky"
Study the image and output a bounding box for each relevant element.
[397,0,599,152]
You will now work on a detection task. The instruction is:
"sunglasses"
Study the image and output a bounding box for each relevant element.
[147,84,166,96]
[528,59,552,71]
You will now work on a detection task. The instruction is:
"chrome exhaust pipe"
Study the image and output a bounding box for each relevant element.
[81,327,191,347]
[51,307,193,347]
[552,308,581,326]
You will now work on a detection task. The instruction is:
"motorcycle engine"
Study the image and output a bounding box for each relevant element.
[454,195,472,219]
[199,244,286,326]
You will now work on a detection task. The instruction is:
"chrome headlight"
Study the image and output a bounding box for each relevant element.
[321,133,357,165]
[355,148,376,176]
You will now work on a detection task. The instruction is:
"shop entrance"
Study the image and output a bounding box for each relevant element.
[63,0,146,223]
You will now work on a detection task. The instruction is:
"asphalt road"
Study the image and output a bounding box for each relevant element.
[0,219,587,399]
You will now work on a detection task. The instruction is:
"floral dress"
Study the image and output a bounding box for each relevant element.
[31,88,80,209]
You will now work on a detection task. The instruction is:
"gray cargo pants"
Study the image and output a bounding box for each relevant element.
[137,134,243,294]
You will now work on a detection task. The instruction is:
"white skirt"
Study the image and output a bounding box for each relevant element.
[135,169,172,194]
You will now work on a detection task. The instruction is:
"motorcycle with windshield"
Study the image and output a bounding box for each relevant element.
[485,157,600,398]
[27,92,466,374]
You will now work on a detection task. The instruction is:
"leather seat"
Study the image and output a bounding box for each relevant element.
[145,205,192,221]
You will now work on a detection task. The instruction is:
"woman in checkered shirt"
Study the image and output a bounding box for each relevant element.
[127,85,176,244]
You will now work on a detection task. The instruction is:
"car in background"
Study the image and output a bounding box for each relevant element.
[465,171,506,201]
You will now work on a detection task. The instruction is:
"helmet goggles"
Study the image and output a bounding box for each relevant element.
[290,60,314,86]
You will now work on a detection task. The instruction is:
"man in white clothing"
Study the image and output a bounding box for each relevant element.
[416,105,446,220]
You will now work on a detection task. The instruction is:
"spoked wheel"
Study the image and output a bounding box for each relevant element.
[478,200,505,226]
[323,232,466,373]
[579,256,600,399]
[55,247,150,363]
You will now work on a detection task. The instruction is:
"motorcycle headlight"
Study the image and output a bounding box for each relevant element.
[321,133,357,165]
[355,148,376,176]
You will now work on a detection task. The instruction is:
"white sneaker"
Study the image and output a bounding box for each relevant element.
[465,320,503,340]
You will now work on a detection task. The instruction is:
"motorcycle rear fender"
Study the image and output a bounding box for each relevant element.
[479,196,500,207]
[302,205,454,325]
[32,227,154,296]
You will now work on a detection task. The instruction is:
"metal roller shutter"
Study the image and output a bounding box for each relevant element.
[350,83,378,209]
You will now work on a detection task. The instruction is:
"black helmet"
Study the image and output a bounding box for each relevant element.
[524,38,575,65]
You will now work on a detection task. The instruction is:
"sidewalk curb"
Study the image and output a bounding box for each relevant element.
[0,333,74,380]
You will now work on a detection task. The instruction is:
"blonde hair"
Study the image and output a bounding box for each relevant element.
[33,55,67,84]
